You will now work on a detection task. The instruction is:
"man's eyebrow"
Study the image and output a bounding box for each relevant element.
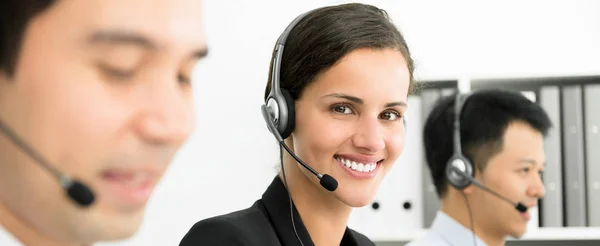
[88,29,209,60]
[519,158,545,168]
[87,30,157,50]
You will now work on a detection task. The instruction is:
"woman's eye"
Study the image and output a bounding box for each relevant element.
[331,104,354,114]
[380,110,402,121]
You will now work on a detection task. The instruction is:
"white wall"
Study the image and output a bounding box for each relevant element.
[99,0,600,245]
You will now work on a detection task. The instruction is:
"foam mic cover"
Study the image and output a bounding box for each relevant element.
[66,181,95,206]
[320,174,338,192]
[515,203,527,213]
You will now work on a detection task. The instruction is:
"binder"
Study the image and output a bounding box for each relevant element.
[440,88,456,97]
[538,86,564,227]
[521,91,537,102]
[561,85,587,227]
[584,84,600,226]
[420,89,441,228]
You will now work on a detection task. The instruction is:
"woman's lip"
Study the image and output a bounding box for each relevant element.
[335,157,379,179]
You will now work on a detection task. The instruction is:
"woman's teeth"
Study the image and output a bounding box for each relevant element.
[335,157,377,173]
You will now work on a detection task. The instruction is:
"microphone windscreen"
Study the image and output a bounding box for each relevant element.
[320,174,338,192]
[515,203,527,213]
[67,181,95,207]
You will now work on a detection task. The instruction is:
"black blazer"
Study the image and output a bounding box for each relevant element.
[179,176,375,246]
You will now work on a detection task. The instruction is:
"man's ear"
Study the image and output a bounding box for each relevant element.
[462,169,482,195]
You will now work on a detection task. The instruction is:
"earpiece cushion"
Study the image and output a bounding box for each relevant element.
[446,156,474,190]
[279,89,296,139]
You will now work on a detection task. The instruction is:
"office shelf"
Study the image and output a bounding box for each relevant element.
[372,227,600,243]
[515,227,600,241]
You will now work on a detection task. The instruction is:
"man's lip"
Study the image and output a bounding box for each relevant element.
[521,211,531,221]
[519,204,537,221]
[99,167,160,187]
[100,166,161,180]
[99,167,161,207]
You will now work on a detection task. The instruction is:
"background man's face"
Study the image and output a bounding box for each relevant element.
[0,0,206,243]
[472,121,546,239]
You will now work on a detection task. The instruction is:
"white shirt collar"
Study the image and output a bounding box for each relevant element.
[430,211,488,246]
[0,223,23,246]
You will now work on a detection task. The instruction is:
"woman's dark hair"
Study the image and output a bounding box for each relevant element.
[0,0,55,76]
[264,3,415,101]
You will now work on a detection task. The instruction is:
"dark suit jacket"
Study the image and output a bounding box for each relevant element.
[179,176,375,246]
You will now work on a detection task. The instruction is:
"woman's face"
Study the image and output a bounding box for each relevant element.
[289,47,410,207]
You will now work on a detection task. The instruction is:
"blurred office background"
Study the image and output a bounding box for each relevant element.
[98,0,600,245]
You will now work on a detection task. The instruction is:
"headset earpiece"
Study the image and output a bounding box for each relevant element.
[446,155,473,190]
[263,11,313,140]
[265,87,296,140]
[278,89,295,139]
[446,93,475,190]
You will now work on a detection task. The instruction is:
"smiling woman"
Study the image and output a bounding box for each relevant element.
[180,3,414,246]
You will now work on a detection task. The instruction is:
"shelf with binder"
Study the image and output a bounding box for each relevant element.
[515,227,600,241]
[371,227,600,243]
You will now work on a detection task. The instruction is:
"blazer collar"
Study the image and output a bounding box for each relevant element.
[261,176,360,246]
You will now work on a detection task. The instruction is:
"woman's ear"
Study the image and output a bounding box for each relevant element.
[284,134,295,151]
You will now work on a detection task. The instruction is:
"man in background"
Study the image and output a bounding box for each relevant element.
[0,0,207,245]
[408,90,551,246]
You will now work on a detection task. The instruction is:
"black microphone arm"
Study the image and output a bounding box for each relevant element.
[0,116,95,207]
[451,166,527,213]
[261,105,338,192]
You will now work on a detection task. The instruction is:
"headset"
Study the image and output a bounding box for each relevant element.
[263,10,313,140]
[260,8,338,193]
[260,12,323,246]
[444,92,528,246]
[446,92,474,190]
[445,91,528,208]
[444,92,477,246]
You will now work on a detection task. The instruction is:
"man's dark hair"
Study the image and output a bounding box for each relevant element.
[0,0,55,76]
[264,3,415,101]
[424,89,552,197]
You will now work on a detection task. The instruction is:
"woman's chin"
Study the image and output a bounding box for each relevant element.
[335,192,377,208]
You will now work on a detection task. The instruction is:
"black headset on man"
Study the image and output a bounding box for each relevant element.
[446,92,529,246]
[446,92,528,211]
